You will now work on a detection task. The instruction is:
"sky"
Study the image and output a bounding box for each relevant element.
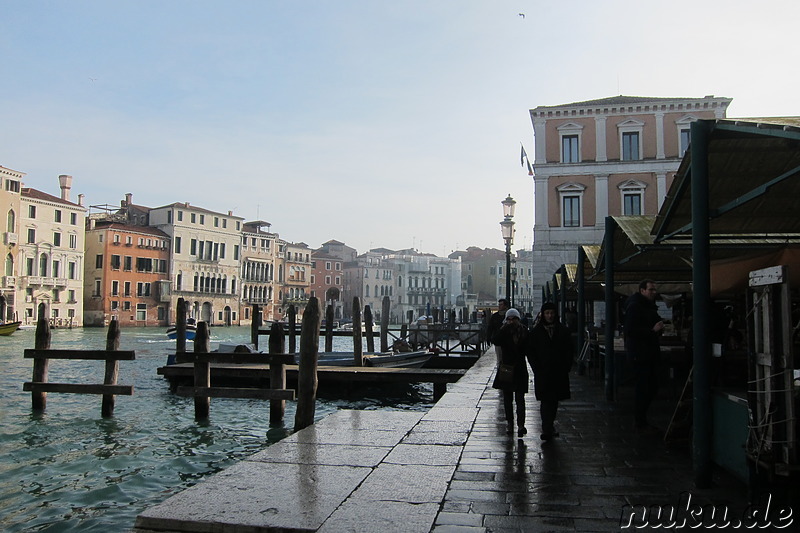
[3,1,799,257]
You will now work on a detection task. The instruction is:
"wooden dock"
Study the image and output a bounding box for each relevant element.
[158,362,466,386]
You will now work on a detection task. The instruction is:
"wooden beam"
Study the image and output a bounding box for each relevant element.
[176,386,294,400]
[25,349,136,361]
[24,382,134,395]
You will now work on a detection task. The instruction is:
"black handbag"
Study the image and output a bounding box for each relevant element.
[492,363,515,389]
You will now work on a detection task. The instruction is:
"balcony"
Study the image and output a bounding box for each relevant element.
[3,276,15,287]
[3,232,18,245]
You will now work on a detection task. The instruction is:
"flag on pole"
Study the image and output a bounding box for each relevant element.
[520,143,533,176]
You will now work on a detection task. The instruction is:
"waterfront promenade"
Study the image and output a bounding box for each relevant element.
[134,347,755,532]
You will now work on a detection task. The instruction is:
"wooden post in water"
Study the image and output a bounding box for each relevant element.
[287,305,297,354]
[193,322,211,420]
[324,304,334,353]
[380,296,390,353]
[101,318,121,417]
[400,324,408,346]
[268,322,286,426]
[364,305,374,353]
[294,297,321,432]
[352,297,363,366]
[176,298,187,354]
[251,304,262,350]
[31,318,51,411]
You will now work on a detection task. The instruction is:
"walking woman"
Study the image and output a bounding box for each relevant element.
[491,308,532,437]
[529,302,573,441]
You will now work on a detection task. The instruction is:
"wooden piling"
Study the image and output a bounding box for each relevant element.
[325,304,334,352]
[287,305,297,354]
[251,304,262,349]
[352,298,363,366]
[31,318,51,410]
[364,305,374,353]
[101,318,121,417]
[193,322,211,420]
[268,322,286,426]
[294,297,321,432]
[380,296,390,352]
[176,298,187,354]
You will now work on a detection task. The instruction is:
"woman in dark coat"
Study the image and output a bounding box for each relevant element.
[529,302,573,440]
[491,308,532,437]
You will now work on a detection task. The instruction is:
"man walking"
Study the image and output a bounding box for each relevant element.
[487,298,510,363]
[623,279,664,432]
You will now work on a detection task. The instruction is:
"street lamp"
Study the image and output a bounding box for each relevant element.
[500,194,516,307]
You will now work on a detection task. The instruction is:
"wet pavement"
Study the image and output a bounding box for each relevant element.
[134,347,763,532]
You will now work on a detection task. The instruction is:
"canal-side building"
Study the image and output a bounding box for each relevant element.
[343,249,394,322]
[146,201,244,326]
[18,175,86,326]
[281,241,312,320]
[529,94,732,308]
[310,249,343,320]
[239,221,278,324]
[83,217,171,327]
[0,165,24,322]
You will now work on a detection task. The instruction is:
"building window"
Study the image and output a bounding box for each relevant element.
[28,205,36,218]
[124,256,132,271]
[70,212,77,225]
[110,255,121,270]
[622,132,640,161]
[175,236,181,254]
[68,262,76,279]
[53,232,61,246]
[619,179,646,216]
[199,214,205,225]
[167,210,173,223]
[124,281,131,297]
[54,210,62,222]
[190,213,196,223]
[27,229,35,243]
[123,301,131,311]
[679,128,691,157]
[96,254,103,268]
[112,280,119,296]
[190,239,197,255]
[94,279,101,297]
[556,182,585,228]
[562,135,579,163]
[177,211,183,221]
[69,234,76,249]
[214,217,219,227]
[136,303,147,321]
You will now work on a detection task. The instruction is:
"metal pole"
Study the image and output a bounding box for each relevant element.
[604,216,616,401]
[505,242,512,304]
[691,119,712,488]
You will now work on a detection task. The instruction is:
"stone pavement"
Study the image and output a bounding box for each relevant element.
[134,348,756,532]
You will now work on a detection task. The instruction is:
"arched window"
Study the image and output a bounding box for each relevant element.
[7,209,15,232]
[39,253,48,276]
[5,253,13,276]
[365,285,370,297]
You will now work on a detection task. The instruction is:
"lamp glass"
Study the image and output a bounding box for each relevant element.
[501,194,516,219]
[500,218,515,241]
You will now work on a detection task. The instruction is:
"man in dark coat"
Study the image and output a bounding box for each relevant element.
[487,298,510,364]
[529,302,573,441]
[623,279,664,431]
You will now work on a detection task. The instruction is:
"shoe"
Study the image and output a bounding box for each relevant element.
[517,426,527,437]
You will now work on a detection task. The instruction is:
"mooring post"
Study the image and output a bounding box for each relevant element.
[193,322,211,420]
[176,298,186,354]
[101,318,121,417]
[31,317,51,411]
[380,296,390,352]
[352,298,363,366]
[251,304,261,350]
[268,322,286,426]
[400,324,408,345]
[325,304,334,353]
[288,305,297,354]
[294,297,321,432]
[364,305,374,353]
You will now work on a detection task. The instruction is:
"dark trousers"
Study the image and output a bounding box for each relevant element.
[634,359,659,427]
[540,400,558,434]
[502,389,526,428]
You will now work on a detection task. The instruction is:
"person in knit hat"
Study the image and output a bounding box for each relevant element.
[529,302,573,440]
[491,307,533,437]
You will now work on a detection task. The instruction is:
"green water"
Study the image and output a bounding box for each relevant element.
[0,326,434,532]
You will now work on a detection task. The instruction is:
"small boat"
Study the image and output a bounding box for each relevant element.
[166,320,197,340]
[0,321,22,336]
[304,350,432,368]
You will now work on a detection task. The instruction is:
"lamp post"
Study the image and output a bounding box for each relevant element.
[500,194,516,307]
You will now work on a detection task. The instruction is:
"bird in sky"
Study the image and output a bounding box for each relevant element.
[519,13,525,18]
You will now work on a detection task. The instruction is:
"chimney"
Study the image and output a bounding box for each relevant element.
[77,194,84,206]
[58,175,72,201]
[125,193,133,206]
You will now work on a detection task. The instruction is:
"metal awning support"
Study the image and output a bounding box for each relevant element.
[691,120,712,488]
[604,216,617,401]
[577,246,586,360]
[559,266,567,323]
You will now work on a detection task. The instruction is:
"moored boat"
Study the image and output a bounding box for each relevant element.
[0,321,22,336]
[302,350,432,368]
[166,323,197,340]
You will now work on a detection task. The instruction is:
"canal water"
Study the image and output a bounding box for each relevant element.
[0,327,435,532]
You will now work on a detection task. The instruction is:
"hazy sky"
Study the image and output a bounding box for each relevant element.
[3,1,799,256]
